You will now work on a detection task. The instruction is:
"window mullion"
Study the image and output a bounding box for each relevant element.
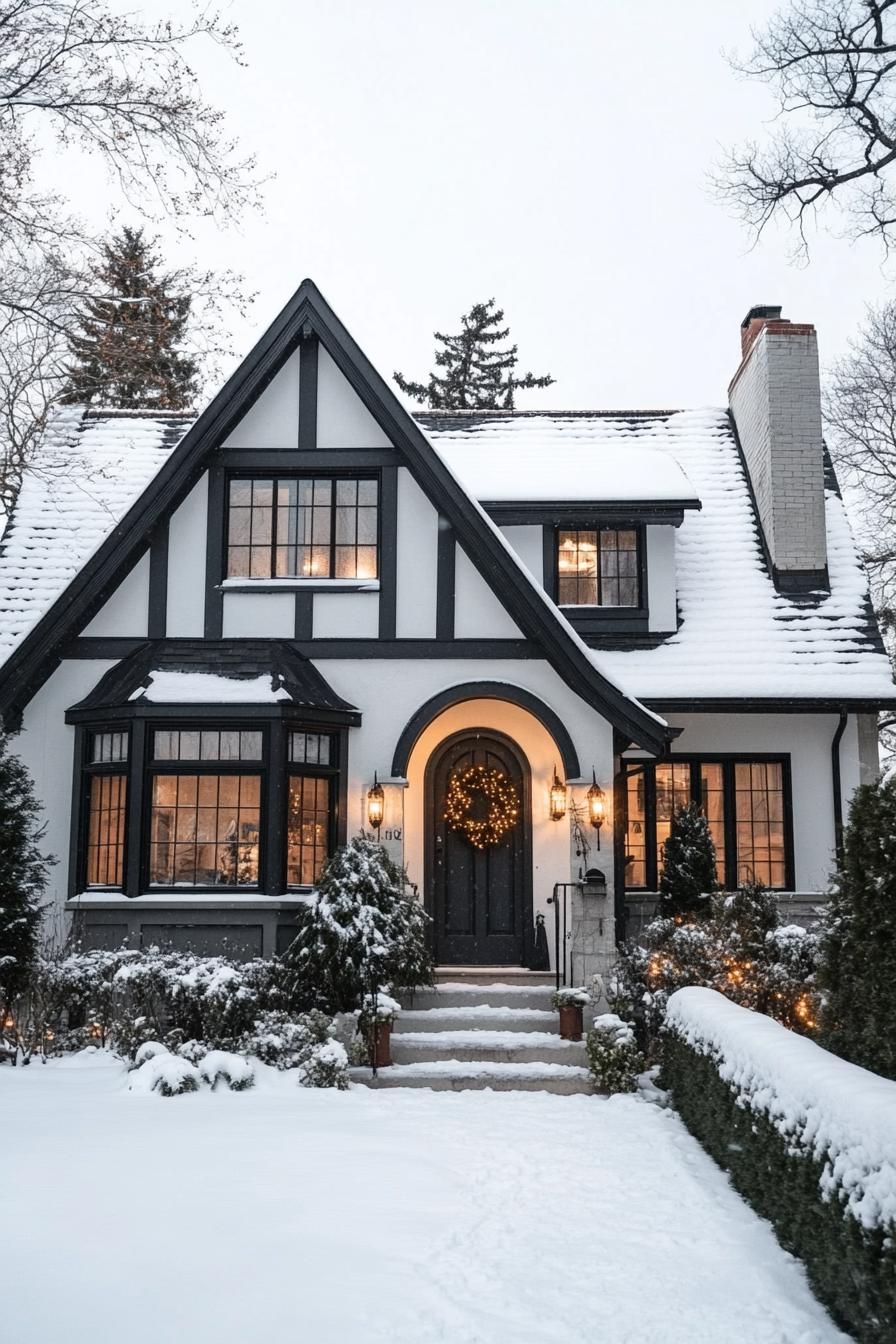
[271,478,279,578]
[125,719,146,897]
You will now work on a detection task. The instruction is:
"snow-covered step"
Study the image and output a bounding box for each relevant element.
[394,1005,557,1034]
[433,966,555,988]
[350,1060,593,1094]
[401,983,556,1012]
[391,1029,588,1067]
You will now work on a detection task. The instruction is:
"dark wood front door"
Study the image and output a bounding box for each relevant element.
[427,731,530,966]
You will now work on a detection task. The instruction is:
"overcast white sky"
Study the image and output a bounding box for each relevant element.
[64,0,896,408]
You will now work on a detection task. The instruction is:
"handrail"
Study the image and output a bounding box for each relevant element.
[546,883,581,989]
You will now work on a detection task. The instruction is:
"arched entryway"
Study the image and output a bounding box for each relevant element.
[425,729,532,966]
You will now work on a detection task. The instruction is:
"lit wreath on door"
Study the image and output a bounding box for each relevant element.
[444,763,520,850]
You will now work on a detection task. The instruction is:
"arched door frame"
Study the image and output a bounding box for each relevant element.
[424,726,533,967]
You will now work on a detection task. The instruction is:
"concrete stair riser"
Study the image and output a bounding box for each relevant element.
[353,1070,592,1095]
[396,1008,557,1034]
[401,987,556,1012]
[391,1039,588,1066]
[432,968,555,987]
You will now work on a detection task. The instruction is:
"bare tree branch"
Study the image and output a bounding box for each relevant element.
[717,0,896,255]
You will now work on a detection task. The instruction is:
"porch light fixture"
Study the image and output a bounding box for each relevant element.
[587,770,605,849]
[549,767,568,822]
[367,773,385,831]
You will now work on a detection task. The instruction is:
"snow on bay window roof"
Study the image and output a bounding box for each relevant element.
[420,408,896,702]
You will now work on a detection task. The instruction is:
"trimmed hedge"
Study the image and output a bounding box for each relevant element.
[663,991,896,1343]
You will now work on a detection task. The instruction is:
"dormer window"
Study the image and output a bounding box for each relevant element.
[226,475,379,580]
[556,528,640,607]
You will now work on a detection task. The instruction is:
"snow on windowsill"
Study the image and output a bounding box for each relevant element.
[67,891,316,907]
[219,578,380,592]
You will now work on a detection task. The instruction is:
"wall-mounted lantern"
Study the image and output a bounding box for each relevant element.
[367,772,385,831]
[587,770,605,848]
[549,767,568,822]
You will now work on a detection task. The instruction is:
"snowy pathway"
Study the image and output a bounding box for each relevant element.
[4,1053,847,1344]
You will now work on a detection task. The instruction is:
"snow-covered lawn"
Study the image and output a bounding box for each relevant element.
[5,1052,847,1344]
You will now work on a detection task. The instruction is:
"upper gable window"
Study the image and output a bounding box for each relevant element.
[556,528,640,607]
[226,476,379,580]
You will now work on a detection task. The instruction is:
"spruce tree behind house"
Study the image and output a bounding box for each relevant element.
[394,299,554,409]
[61,226,199,409]
[819,777,896,1080]
[0,734,52,1011]
[658,803,719,920]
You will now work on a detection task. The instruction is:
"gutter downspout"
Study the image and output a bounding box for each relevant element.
[831,710,848,870]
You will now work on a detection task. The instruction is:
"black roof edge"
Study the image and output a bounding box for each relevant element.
[0,278,670,756]
[645,697,895,713]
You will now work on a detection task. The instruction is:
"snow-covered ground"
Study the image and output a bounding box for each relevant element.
[5,1051,847,1344]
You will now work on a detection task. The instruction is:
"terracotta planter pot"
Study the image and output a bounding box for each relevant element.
[558,1004,583,1041]
[372,1020,392,1068]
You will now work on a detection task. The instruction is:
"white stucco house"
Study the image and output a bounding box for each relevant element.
[0,282,891,984]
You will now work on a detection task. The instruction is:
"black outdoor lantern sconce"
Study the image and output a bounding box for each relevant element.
[367,772,385,831]
[587,770,605,849]
[549,767,568,822]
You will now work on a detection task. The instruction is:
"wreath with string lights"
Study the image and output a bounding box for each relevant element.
[444,764,520,850]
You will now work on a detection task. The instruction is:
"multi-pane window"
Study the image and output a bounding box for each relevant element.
[81,722,340,894]
[148,727,263,888]
[623,758,790,892]
[84,731,129,888]
[149,774,261,887]
[287,731,337,887]
[226,476,378,581]
[557,528,639,607]
[735,762,786,888]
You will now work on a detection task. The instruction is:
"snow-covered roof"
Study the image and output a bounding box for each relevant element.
[420,408,895,702]
[420,412,699,504]
[0,407,189,666]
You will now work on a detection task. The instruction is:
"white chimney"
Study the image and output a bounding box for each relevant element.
[728,305,828,592]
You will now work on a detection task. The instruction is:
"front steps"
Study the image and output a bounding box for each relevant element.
[350,972,594,1095]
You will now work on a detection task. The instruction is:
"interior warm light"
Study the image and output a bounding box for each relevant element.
[587,770,605,848]
[367,772,385,831]
[549,767,568,822]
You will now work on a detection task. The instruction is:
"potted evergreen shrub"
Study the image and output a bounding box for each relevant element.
[358,991,401,1068]
[552,986,590,1040]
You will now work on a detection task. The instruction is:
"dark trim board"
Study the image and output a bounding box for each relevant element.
[0,279,671,754]
[436,518,456,641]
[204,468,226,639]
[66,637,541,660]
[148,524,169,639]
[644,698,896,713]
[298,335,318,451]
[391,681,582,779]
[213,449,402,470]
[485,502,695,526]
[378,466,398,639]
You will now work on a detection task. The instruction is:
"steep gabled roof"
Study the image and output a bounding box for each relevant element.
[0,280,670,753]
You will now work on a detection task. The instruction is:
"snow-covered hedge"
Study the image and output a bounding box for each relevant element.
[664,987,896,1342]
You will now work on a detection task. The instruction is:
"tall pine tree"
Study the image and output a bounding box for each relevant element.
[819,778,896,1079]
[395,299,554,409]
[0,734,51,1009]
[658,803,718,920]
[61,227,199,409]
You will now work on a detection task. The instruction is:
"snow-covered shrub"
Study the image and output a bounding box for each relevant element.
[357,990,401,1028]
[111,949,282,1057]
[199,1050,255,1092]
[552,986,590,1010]
[128,1049,201,1097]
[586,1014,644,1094]
[297,1038,349,1090]
[664,987,896,1343]
[3,943,138,1062]
[133,1040,169,1067]
[818,777,896,1080]
[242,1008,335,1071]
[280,837,433,1013]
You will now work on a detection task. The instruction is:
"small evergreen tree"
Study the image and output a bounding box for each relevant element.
[819,778,896,1079]
[61,226,199,409]
[280,837,433,1013]
[658,803,718,920]
[0,735,51,1010]
[394,299,554,409]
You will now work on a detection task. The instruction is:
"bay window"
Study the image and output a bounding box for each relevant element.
[83,731,129,888]
[226,475,379,580]
[287,732,337,886]
[624,757,791,892]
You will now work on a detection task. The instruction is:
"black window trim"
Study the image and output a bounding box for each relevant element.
[224,470,382,584]
[545,521,648,618]
[623,754,795,893]
[72,715,349,900]
[285,730,340,891]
